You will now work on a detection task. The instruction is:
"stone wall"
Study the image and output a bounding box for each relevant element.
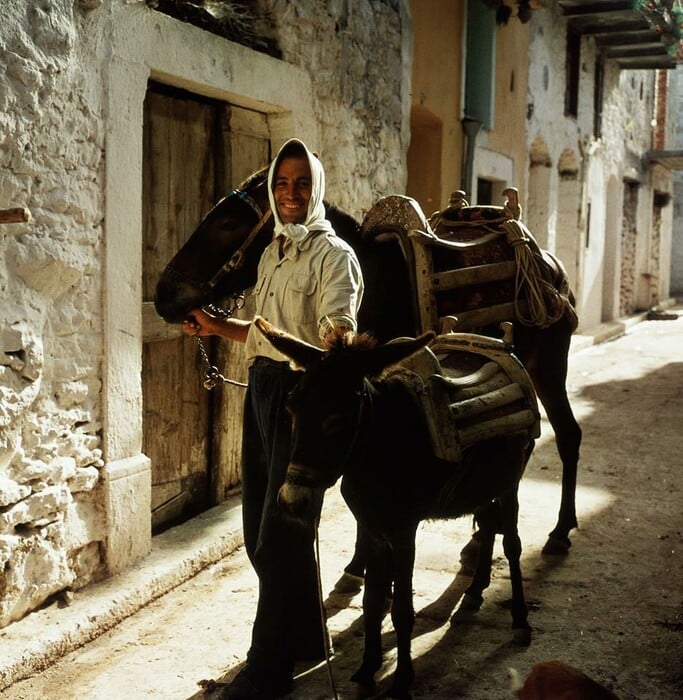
[0,0,410,627]
[527,1,665,328]
[259,0,411,216]
[0,0,106,627]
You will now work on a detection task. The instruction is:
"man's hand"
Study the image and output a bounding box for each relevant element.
[181,309,251,343]
[181,308,221,337]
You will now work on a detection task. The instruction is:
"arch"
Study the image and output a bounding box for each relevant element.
[407,105,443,214]
[558,148,579,178]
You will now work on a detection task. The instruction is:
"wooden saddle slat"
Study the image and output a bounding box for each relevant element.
[432,260,517,292]
[394,331,540,463]
[362,188,573,335]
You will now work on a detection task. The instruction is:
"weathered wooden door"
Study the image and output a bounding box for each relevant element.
[141,82,270,532]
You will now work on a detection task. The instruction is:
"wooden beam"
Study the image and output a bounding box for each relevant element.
[0,208,31,224]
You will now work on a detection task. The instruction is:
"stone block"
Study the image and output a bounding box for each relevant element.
[102,454,151,575]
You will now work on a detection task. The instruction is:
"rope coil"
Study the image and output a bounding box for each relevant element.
[501,219,568,329]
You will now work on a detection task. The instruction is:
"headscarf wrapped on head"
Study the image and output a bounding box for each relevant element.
[267,138,334,243]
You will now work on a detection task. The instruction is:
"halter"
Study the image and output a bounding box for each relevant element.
[158,188,272,296]
[205,189,272,290]
[283,380,370,490]
[162,179,273,391]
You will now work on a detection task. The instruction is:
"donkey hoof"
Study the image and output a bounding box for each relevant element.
[350,674,376,698]
[541,534,571,556]
[451,592,483,623]
[333,571,364,594]
[512,625,532,647]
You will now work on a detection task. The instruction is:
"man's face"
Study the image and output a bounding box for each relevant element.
[273,155,312,224]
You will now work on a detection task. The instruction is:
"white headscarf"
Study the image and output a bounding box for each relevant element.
[267,138,334,243]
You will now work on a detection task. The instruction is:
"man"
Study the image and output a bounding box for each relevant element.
[182,138,364,699]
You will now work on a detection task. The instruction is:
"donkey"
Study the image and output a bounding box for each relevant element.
[253,316,534,699]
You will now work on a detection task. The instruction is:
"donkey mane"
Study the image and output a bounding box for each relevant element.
[325,328,378,352]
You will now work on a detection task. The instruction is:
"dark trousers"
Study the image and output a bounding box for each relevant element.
[240,360,326,677]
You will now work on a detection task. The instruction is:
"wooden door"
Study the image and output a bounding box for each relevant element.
[141,82,270,531]
[211,107,270,504]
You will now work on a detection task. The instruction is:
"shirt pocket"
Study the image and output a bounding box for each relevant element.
[283,273,318,322]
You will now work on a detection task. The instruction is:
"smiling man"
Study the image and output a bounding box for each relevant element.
[272,152,311,224]
[182,138,364,699]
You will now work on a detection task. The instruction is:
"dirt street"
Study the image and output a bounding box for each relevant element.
[3,310,682,700]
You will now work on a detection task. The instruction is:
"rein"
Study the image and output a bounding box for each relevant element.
[313,518,339,700]
[206,206,272,290]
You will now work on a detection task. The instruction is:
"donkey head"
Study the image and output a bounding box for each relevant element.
[253,316,435,522]
[154,169,271,323]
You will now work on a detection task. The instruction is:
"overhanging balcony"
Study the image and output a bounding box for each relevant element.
[557,0,681,69]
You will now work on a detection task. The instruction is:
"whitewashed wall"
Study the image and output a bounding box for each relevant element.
[0,0,107,628]
[0,0,411,628]
[527,1,670,329]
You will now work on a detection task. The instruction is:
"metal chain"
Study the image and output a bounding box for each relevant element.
[195,294,248,390]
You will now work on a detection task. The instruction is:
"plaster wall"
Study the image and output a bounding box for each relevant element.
[527,2,671,329]
[0,0,411,627]
[580,156,607,330]
[477,14,530,202]
[408,0,464,212]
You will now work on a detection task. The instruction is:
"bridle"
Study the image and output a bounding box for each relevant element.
[283,380,370,490]
[204,189,272,291]
[159,186,272,296]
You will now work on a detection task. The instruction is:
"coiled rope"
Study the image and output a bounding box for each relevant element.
[501,219,569,329]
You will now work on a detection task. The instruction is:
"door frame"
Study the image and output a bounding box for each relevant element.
[100,3,317,574]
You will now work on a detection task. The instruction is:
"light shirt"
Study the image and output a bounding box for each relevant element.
[244,137,364,364]
[244,229,364,364]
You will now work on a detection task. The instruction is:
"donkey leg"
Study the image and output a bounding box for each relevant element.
[333,521,365,593]
[458,519,482,577]
[350,539,390,695]
[540,389,582,554]
[498,488,531,646]
[388,534,417,700]
[530,347,582,555]
[453,508,496,624]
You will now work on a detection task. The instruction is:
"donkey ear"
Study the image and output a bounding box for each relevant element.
[363,331,436,377]
[253,316,324,370]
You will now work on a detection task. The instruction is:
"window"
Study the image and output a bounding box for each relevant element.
[465,0,496,129]
[565,28,580,118]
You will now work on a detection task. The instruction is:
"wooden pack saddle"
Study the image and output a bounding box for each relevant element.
[362,188,576,335]
[390,325,541,463]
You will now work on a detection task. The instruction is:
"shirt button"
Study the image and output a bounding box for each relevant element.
[269,292,274,297]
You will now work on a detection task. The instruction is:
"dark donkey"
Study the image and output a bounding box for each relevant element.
[252,315,535,700]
